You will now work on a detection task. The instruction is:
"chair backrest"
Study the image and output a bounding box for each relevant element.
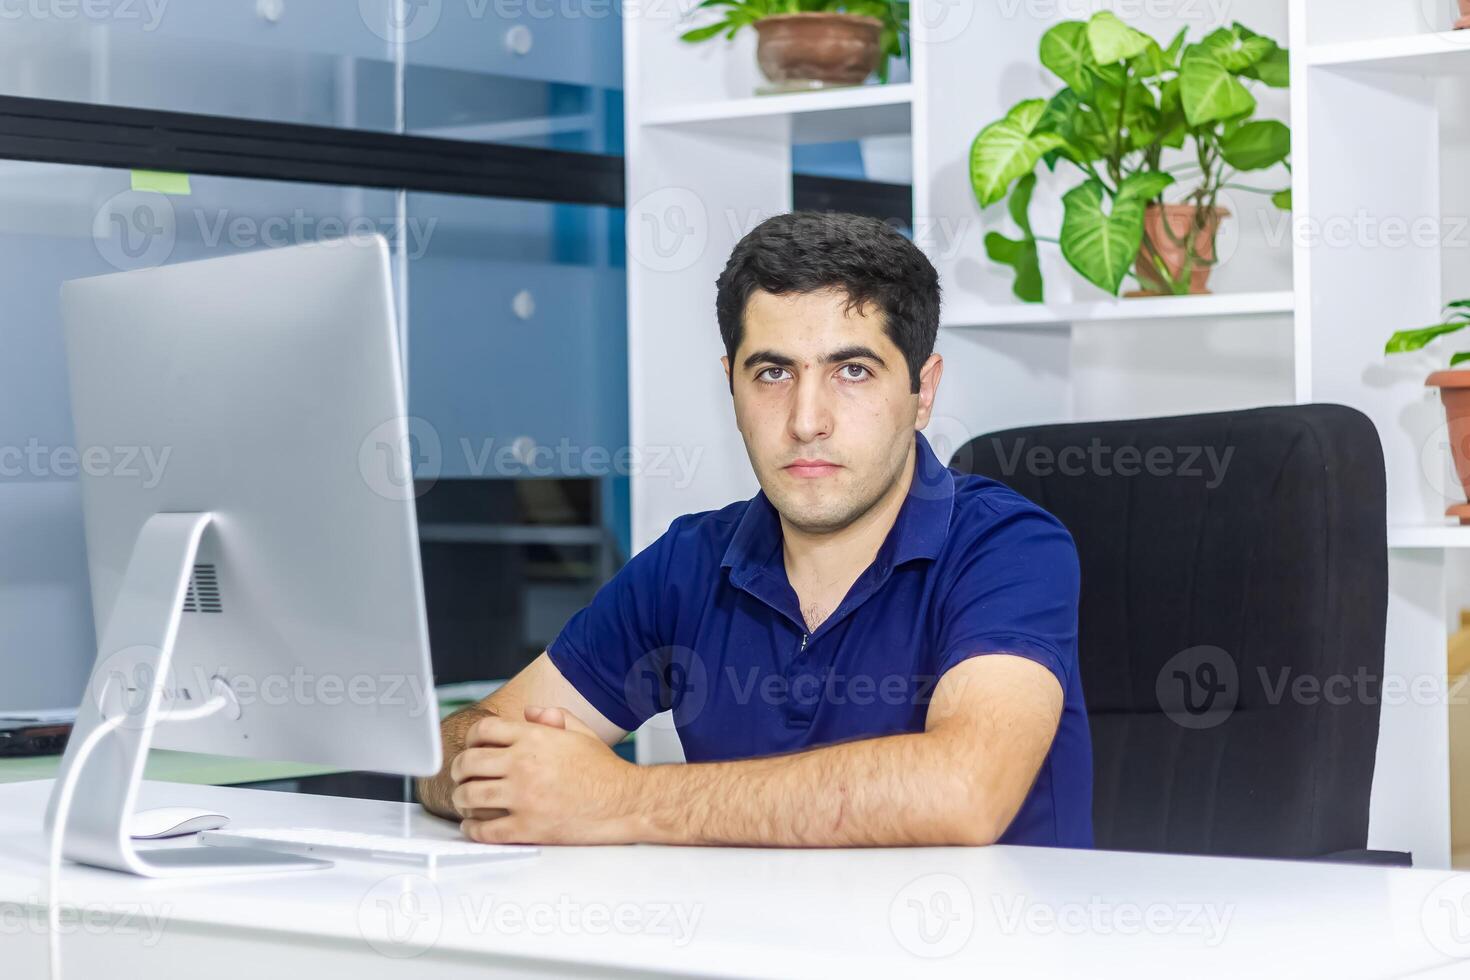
[954,404,1388,858]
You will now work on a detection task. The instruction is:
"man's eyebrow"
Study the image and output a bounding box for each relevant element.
[742,349,797,370]
[741,346,889,371]
[823,345,887,368]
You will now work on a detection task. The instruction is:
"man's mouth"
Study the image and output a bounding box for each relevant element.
[783,459,842,479]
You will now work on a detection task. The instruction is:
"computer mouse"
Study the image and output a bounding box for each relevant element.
[129,806,230,840]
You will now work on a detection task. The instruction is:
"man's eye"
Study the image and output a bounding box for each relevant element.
[839,364,871,381]
[757,367,790,383]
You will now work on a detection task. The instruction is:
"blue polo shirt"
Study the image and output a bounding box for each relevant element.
[548,431,1093,847]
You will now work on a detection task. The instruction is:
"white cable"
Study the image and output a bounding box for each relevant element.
[46,712,124,980]
[46,691,231,980]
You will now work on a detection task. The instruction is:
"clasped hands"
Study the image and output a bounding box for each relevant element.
[449,706,646,845]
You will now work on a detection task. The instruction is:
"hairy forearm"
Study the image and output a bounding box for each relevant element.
[630,727,1001,847]
[417,705,493,819]
[417,692,525,819]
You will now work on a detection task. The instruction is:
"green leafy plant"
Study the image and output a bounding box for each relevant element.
[1385,301,1470,368]
[679,1,909,84]
[969,13,1291,301]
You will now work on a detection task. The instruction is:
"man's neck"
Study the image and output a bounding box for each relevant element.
[780,442,917,597]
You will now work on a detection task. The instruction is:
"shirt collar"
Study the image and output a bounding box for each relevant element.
[720,430,956,582]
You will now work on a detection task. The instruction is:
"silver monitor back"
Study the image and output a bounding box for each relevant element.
[59,235,440,778]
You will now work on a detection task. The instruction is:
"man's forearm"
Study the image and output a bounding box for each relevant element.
[629,727,1001,847]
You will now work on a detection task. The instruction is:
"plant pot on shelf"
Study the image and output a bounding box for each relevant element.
[1458,0,1470,30]
[1126,203,1229,297]
[1430,370,1470,524]
[753,13,883,93]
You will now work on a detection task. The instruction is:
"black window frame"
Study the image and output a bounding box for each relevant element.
[0,93,912,223]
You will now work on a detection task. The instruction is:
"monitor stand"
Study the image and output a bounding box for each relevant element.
[44,512,329,877]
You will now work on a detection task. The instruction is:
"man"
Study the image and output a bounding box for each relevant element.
[418,210,1092,848]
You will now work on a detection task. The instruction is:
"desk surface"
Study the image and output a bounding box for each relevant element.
[0,779,1466,979]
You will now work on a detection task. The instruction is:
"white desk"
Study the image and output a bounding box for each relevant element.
[0,779,1465,978]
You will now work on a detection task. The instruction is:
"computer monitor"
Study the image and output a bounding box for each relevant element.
[45,235,441,877]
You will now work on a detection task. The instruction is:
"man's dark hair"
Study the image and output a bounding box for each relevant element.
[715,211,941,394]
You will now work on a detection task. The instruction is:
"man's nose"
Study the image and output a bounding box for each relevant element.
[788,373,833,444]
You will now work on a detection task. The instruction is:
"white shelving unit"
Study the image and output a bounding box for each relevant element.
[641,82,914,142]
[1389,525,1470,549]
[1292,0,1470,868]
[1304,29,1470,71]
[948,290,1296,330]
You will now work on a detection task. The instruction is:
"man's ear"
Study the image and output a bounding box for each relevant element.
[721,355,732,393]
[915,353,943,429]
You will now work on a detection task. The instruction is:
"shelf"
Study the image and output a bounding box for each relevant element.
[418,523,608,546]
[942,290,1296,330]
[1388,524,1470,549]
[1305,31,1470,73]
[639,83,912,143]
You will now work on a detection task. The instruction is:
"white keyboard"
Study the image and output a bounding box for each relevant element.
[198,826,539,869]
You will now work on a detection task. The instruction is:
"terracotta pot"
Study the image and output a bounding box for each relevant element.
[1458,0,1470,30]
[753,13,883,89]
[1430,370,1470,523]
[1128,203,1229,297]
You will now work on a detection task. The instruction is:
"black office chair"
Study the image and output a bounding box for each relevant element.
[955,404,1405,864]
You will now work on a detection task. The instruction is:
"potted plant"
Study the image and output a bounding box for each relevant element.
[679,1,909,92]
[1386,302,1470,523]
[968,13,1291,301]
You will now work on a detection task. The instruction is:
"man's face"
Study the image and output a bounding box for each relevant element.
[722,287,942,534]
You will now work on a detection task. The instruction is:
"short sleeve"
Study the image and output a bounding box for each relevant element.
[546,516,684,732]
[934,505,1081,690]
